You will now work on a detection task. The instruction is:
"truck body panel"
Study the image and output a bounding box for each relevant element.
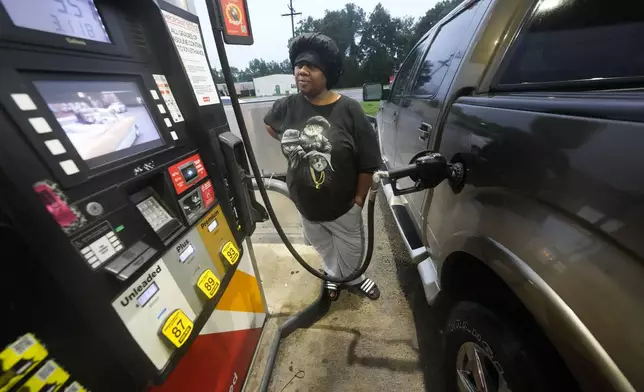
[430,97,644,391]
[375,0,644,390]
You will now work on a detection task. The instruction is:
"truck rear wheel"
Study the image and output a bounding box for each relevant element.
[444,301,553,392]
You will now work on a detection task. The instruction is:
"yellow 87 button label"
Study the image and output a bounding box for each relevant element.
[221,241,240,265]
[161,309,193,348]
[197,269,221,299]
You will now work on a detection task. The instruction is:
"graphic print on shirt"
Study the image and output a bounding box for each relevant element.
[280,116,334,189]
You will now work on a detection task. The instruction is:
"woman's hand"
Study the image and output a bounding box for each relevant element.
[265,125,278,139]
[354,172,372,208]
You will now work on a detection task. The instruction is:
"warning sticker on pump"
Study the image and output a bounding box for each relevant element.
[22,359,69,392]
[161,309,193,348]
[162,11,220,106]
[200,180,215,209]
[152,74,184,123]
[64,381,88,392]
[0,334,48,392]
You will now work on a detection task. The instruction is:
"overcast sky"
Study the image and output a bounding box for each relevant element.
[192,0,440,70]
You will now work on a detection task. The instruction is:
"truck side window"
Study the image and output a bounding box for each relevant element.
[499,0,644,85]
[409,4,479,97]
[389,37,428,104]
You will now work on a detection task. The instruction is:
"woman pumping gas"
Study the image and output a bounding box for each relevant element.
[263,33,382,301]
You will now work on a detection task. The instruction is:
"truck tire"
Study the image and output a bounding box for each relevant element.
[444,301,554,392]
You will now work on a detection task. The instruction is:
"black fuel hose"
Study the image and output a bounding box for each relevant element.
[252,177,377,283]
[244,171,376,284]
[213,30,376,284]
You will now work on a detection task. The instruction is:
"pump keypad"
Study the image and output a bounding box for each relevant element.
[77,226,123,269]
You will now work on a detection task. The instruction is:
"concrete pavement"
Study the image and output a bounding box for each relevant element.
[244,189,446,392]
[224,92,447,391]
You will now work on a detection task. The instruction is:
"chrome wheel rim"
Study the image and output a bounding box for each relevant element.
[455,341,511,392]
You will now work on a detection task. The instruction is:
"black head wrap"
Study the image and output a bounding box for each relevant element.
[289,33,343,89]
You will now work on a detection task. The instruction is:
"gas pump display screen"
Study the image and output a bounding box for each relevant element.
[1,0,111,43]
[33,80,165,169]
[136,282,159,307]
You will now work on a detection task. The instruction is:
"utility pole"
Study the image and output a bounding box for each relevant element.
[281,0,302,39]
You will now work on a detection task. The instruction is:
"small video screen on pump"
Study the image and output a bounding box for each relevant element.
[34,80,165,168]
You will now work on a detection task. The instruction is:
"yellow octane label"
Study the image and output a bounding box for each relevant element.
[161,309,193,348]
[221,241,240,265]
[64,381,88,392]
[22,359,69,391]
[0,333,48,392]
[197,269,221,299]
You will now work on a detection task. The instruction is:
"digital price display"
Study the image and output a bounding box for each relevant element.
[136,282,159,307]
[1,0,111,43]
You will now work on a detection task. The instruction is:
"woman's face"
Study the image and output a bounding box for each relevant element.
[295,63,327,96]
[310,156,327,172]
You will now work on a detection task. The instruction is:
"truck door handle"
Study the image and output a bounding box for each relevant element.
[418,122,432,141]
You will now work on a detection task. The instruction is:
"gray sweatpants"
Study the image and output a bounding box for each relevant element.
[301,203,366,286]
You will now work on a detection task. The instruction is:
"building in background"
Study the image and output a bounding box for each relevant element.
[216,81,255,97]
[253,74,296,97]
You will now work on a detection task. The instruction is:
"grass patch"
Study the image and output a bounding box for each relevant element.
[361,101,380,116]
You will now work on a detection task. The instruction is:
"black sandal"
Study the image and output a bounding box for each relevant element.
[325,281,341,301]
[352,278,380,300]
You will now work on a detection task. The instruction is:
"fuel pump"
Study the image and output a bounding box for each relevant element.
[0,1,258,390]
[0,1,466,391]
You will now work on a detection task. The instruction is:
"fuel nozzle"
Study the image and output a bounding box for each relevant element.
[377,152,463,196]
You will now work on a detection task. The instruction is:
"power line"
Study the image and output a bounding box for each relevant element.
[281,0,302,39]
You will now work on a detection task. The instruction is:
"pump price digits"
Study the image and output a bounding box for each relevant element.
[222,241,240,265]
[161,309,193,348]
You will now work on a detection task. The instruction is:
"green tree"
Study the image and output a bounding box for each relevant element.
[211,68,225,83]
[359,4,414,84]
[223,1,464,87]
[294,3,365,57]
[295,16,322,37]
[279,59,292,74]
[219,58,293,83]
[294,3,367,87]
[247,59,270,77]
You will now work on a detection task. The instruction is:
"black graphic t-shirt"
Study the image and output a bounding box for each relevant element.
[264,94,381,222]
